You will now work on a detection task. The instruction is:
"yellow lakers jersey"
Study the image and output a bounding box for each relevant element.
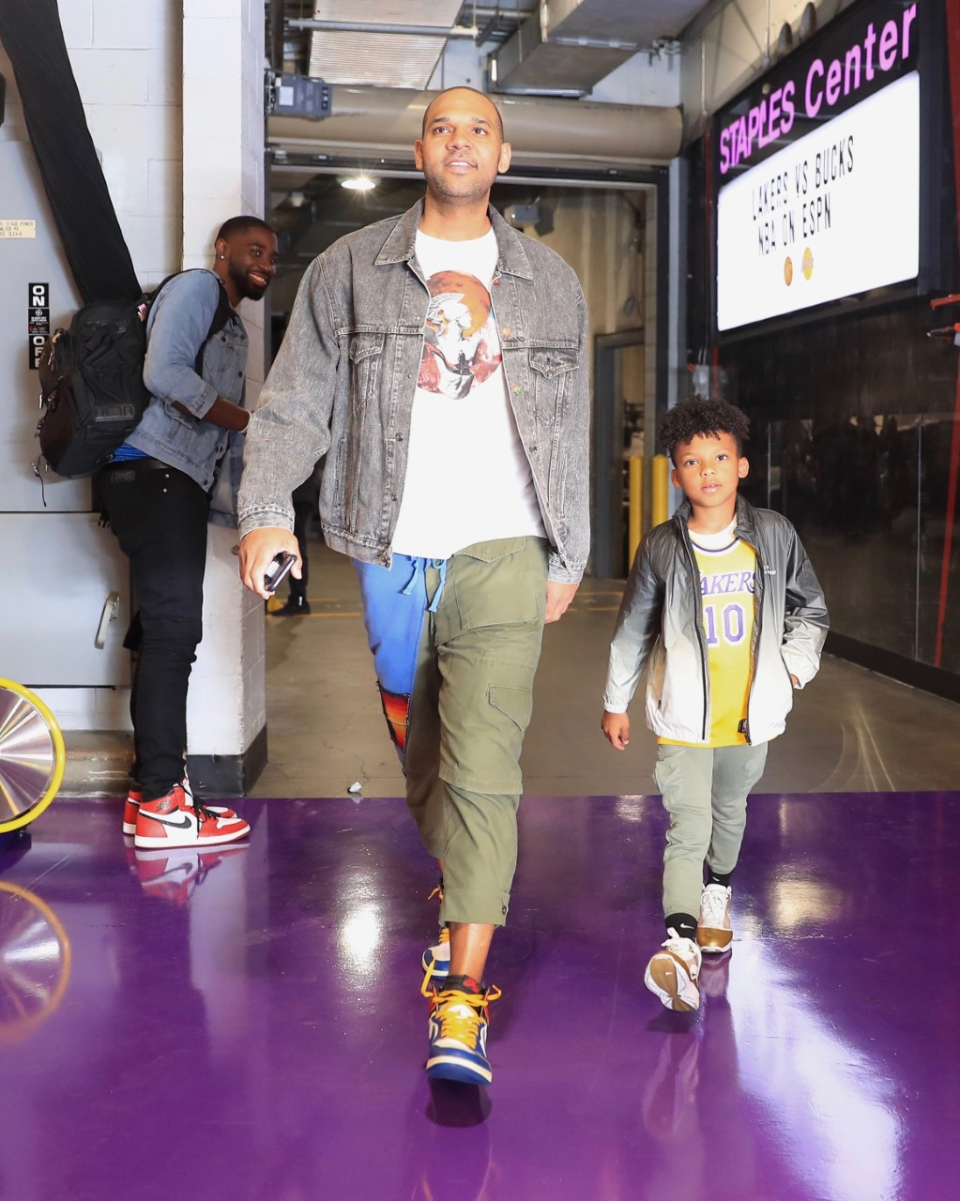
[662,529,757,747]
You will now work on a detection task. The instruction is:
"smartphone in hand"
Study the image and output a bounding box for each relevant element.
[264,551,297,593]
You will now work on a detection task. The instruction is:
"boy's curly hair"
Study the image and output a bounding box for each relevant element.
[657,395,750,464]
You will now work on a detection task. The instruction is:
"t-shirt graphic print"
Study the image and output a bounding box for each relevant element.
[419,270,502,400]
[390,228,544,560]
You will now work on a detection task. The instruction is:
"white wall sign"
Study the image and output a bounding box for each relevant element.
[716,71,920,332]
[0,219,37,238]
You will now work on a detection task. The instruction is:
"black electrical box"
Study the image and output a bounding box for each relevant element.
[273,75,332,119]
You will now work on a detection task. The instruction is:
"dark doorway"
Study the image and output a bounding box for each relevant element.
[593,330,645,579]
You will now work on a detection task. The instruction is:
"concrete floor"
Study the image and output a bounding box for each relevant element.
[251,541,960,800]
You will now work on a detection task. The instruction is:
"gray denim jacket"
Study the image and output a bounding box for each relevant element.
[127,269,248,524]
[604,496,829,745]
[238,201,590,582]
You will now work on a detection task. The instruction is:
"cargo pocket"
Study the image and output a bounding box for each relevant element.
[489,684,534,733]
[451,537,547,631]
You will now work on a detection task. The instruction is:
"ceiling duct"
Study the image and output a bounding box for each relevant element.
[489,0,703,94]
[305,0,463,89]
[268,85,683,177]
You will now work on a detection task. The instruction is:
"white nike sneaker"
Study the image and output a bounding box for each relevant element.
[644,929,702,1012]
[697,884,734,954]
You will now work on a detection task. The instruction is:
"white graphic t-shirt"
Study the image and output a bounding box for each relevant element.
[390,228,545,559]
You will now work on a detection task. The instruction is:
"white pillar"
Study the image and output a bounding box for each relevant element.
[182,0,268,793]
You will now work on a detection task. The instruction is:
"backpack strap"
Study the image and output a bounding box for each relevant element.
[146,269,236,377]
[196,277,233,376]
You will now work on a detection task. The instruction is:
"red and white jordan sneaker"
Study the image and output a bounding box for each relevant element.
[122,777,236,835]
[133,784,249,849]
[122,787,144,836]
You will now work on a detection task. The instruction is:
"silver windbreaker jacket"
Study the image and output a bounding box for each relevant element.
[238,201,590,584]
[603,496,829,745]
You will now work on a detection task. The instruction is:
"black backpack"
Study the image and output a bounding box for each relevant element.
[36,271,231,479]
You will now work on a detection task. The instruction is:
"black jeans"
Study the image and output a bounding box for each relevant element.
[290,497,313,601]
[99,460,210,800]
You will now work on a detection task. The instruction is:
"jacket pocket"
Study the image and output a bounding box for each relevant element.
[529,347,578,516]
[162,400,202,449]
[332,436,348,512]
[528,346,580,380]
[528,346,580,417]
[165,400,196,428]
[348,332,386,409]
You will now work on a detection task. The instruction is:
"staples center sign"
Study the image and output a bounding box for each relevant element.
[715,2,920,332]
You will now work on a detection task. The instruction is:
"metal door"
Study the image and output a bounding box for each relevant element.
[0,139,130,686]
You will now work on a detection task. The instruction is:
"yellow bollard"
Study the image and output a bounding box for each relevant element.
[652,454,670,528]
[628,455,643,567]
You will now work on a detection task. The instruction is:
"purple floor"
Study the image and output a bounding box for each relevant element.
[1,791,958,1201]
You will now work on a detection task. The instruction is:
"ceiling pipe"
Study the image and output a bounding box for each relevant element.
[289,19,480,39]
[268,84,683,170]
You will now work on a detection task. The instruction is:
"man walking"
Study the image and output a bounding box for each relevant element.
[100,216,278,850]
[238,89,589,1085]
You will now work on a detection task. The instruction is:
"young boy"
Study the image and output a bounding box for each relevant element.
[601,396,828,1012]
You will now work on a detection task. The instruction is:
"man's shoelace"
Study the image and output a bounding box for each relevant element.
[420,928,450,989]
[424,985,503,1049]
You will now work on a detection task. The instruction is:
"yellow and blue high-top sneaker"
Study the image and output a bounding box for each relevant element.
[422,977,501,1085]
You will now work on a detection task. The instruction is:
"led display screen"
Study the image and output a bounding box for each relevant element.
[715,0,922,333]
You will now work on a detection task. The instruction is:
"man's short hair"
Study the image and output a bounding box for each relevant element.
[658,395,751,463]
[216,215,276,243]
[421,86,504,141]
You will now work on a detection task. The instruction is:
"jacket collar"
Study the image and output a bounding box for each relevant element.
[376,199,535,282]
[673,493,758,537]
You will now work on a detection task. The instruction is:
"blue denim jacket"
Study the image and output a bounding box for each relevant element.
[127,269,248,524]
[238,202,590,582]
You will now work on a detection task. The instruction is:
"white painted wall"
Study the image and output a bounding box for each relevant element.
[59,0,184,283]
[182,0,270,762]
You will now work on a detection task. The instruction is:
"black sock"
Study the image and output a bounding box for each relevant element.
[664,912,698,942]
[706,867,733,888]
[443,973,483,996]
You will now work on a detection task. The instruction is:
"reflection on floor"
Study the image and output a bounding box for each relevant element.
[3,790,958,1201]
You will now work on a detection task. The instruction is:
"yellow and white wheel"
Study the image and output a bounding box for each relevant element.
[0,882,72,1043]
[0,679,66,834]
